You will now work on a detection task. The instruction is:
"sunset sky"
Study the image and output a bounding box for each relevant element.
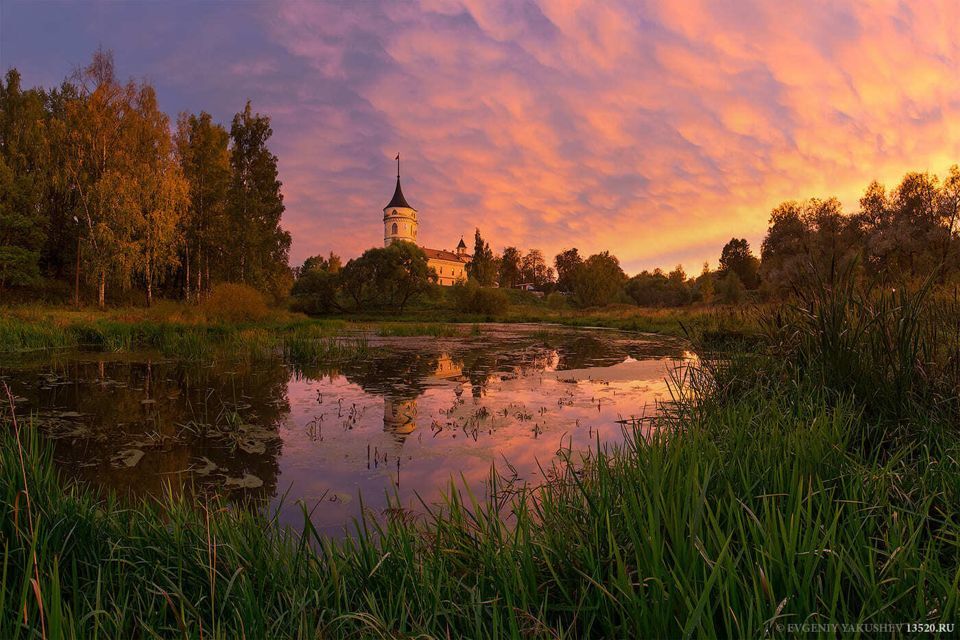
[2,0,958,274]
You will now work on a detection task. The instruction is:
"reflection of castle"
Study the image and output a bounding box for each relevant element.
[381,354,463,435]
[383,397,418,434]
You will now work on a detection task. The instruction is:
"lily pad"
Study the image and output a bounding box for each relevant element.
[193,457,218,476]
[237,438,266,455]
[112,449,145,468]
[225,473,263,489]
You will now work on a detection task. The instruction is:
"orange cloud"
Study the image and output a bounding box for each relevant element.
[260,0,960,272]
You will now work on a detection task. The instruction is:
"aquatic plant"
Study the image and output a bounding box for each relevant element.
[375,322,466,337]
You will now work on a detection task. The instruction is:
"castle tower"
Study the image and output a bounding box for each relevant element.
[383,154,418,246]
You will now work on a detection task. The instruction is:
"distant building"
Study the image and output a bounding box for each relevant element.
[382,165,471,286]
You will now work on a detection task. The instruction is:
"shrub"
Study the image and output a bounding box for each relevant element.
[545,291,569,309]
[290,269,340,315]
[200,283,269,323]
[452,280,510,315]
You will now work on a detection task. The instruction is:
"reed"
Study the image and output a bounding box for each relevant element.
[375,322,467,337]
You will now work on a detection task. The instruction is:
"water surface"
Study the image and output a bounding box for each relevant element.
[1,324,690,535]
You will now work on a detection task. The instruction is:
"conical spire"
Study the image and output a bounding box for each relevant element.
[386,176,412,209]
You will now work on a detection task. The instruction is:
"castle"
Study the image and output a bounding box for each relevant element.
[382,159,470,286]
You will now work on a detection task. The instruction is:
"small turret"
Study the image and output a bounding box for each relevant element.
[456,237,467,256]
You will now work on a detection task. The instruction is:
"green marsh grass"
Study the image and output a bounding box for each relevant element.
[374,322,467,337]
[1,283,958,637]
[2,356,959,637]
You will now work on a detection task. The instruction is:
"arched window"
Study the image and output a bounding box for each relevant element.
[391,222,398,235]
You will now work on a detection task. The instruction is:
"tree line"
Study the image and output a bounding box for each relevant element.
[292,166,959,313]
[0,50,291,306]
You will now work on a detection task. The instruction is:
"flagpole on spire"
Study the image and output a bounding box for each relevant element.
[395,152,400,179]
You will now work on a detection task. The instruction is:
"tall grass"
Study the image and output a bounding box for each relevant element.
[757,264,960,446]
[374,322,467,337]
[1,282,958,637]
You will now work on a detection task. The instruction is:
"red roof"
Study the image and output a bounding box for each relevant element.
[422,247,470,263]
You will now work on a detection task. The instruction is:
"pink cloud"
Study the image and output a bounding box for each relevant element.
[256,0,960,273]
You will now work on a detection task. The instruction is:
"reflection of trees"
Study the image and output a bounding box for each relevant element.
[342,350,441,397]
[12,355,291,503]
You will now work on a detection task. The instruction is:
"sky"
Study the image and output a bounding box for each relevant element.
[2,0,959,274]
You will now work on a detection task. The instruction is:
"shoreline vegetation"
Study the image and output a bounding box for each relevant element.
[0,298,750,357]
[1,275,958,638]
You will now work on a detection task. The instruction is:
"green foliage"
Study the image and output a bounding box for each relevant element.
[760,166,960,296]
[758,263,960,437]
[626,265,693,307]
[451,279,510,315]
[718,237,761,289]
[717,270,746,304]
[544,291,569,309]
[520,248,554,290]
[0,71,47,290]
[340,242,434,312]
[571,251,625,307]
[466,228,497,285]
[553,247,582,292]
[290,253,342,315]
[498,246,522,289]
[225,101,292,300]
[175,111,231,300]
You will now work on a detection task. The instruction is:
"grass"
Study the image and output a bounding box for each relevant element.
[1,366,957,637]
[373,322,472,337]
[0,307,369,367]
[1,278,958,637]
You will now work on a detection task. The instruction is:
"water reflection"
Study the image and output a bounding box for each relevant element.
[1,325,690,535]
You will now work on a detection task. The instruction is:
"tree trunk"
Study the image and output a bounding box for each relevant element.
[196,247,203,301]
[184,241,191,302]
[98,271,106,309]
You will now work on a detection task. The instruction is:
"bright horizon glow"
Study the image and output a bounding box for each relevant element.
[2,0,958,274]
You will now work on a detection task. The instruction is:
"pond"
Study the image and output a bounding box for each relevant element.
[1,324,692,536]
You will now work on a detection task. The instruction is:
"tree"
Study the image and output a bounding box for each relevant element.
[176,111,231,300]
[124,84,188,305]
[498,246,522,289]
[62,49,139,307]
[718,238,760,290]
[554,248,582,292]
[226,101,291,300]
[697,262,714,304]
[291,253,342,315]
[626,266,690,307]
[520,249,553,290]
[467,228,496,285]
[571,251,625,307]
[340,242,434,312]
[717,270,745,304]
[0,70,48,290]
